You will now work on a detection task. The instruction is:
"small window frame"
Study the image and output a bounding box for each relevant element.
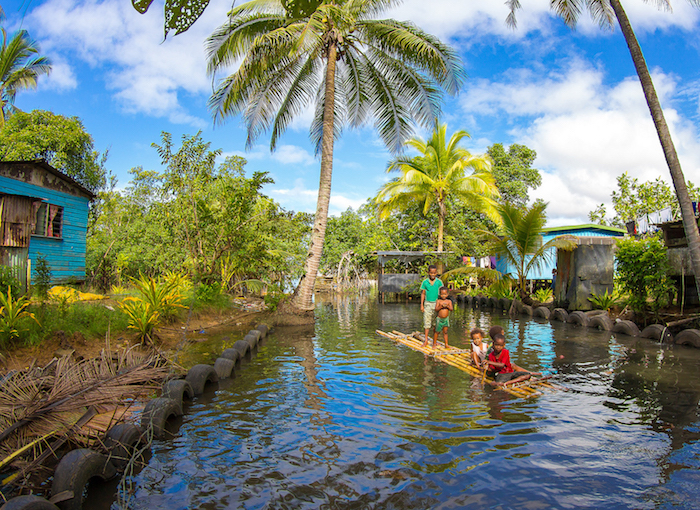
[32,202,63,239]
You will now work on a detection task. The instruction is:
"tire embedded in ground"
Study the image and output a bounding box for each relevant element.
[567,311,589,327]
[141,398,182,439]
[244,333,259,350]
[534,306,550,319]
[641,324,674,344]
[232,340,251,357]
[551,308,568,322]
[612,320,641,337]
[104,423,144,469]
[520,304,533,316]
[0,495,60,510]
[674,329,700,348]
[51,448,117,510]
[214,357,235,379]
[161,379,194,414]
[588,313,613,331]
[186,364,219,395]
[221,348,242,364]
[255,324,270,339]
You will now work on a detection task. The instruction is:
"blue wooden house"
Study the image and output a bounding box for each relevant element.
[0,160,95,290]
[494,223,626,282]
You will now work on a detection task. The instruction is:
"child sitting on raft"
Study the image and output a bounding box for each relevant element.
[486,333,541,387]
[470,328,489,368]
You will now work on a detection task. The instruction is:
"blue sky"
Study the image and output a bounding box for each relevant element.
[3,0,700,226]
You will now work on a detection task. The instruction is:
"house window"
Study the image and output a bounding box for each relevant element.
[33,203,63,238]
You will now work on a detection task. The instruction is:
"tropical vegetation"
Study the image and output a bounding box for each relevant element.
[205,0,464,311]
[375,120,499,252]
[508,0,700,311]
[478,202,577,303]
[0,14,51,127]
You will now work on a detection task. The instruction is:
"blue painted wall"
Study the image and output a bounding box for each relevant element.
[494,225,626,281]
[1,175,90,283]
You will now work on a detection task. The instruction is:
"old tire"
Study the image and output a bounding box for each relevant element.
[161,379,194,414]
[533,306,551,319]
[244,333,259,350]
[141,398,182,439]
[51,449,117,510]
[551,308,568,322]
[255,324,270,339]
[641,324,674,344]
[567,311,589,327]
[233,340,251,357]
[589,314,613,331]
[499,298,512,310]
[520,304,533,316]
[1,496,59,510]
[674,329,700,348]
[186,364,219,395]
[214,357,235,379]
[104,423,144,469]
[612,320,641,337]
[247,329,262,343]
[221,348,241,364]
[466,296,474,307]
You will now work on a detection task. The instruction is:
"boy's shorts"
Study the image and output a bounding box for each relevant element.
[423,302,436,329]
[495,371,530,383]
[436,316,449,330]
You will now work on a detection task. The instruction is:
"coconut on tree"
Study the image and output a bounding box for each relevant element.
[0,10,51,127]
[375,119,500,254]
[507,0,700,301]
[206,0,464,313]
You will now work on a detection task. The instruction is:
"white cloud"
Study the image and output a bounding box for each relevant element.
[462,61,700,224]
[268,180,367,216]
[41,57,78,91]
[27,0,233,125]
[271,145,315,166]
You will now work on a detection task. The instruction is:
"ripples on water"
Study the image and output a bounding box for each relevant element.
[113,298,700,509]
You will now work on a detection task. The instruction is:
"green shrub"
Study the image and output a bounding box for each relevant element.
[0,266,21,297]
[588,288,621,311]
[615,235,674,315]
[532,288,553,303]
[0,288,38,346]
[33,256,52,301]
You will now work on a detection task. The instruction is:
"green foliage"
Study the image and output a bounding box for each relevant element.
[0,266,21,297]
[0,110,107,192]
[0,26,51,127]
[0,288,38,346]
[128,273,186,323]
[487,143,542,206]
[588,288,621,311]
[119,299,160,346]
[615,236,674,315]
[33,255,52,301]
[263,286,286,312]
[376,120,499,251]
[194,282,223,304]
[533,288,553,303]
[480,202,577,298]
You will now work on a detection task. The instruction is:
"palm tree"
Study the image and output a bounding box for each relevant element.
[375,120,499,253]
[507,0,700,304]
[206,0,464,311]
[480,201,577,302]
[0,20,52,127]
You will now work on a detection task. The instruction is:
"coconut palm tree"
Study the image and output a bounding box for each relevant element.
[0,21,51,127]
[480,201,577,302]
[206,0,464,311]
[507,0,700,303]
[375,119,499,252]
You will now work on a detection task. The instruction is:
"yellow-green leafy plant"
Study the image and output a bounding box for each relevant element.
[119,299,160,346]
[129,273,186,323]
[162,270,192,295]
[0,288,39,346]
[533,288,553,303]
[588,288,622,312]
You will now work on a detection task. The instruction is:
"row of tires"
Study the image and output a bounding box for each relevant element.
[457,293,700,348]
[0,324,271,510]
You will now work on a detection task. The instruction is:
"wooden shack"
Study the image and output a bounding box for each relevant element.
[0,160,95,290]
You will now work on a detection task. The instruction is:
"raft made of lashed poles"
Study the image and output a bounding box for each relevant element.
[375,330,562,399]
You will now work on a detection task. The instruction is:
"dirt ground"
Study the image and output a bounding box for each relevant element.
[0,301,269,374]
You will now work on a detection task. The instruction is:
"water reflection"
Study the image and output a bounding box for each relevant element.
[115,297,700,510]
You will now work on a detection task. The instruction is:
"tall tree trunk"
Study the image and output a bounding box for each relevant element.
[437,199,445,253]
[611,0,700,299]
[293,41,338,311]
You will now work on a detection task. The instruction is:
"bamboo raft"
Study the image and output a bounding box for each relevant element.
[376,330,562,399]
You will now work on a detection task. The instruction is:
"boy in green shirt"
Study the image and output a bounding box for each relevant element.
[420,265,443,347]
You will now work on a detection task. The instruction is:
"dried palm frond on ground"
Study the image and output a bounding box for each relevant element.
[0,346,172,491]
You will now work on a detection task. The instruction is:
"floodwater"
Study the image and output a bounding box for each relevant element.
[106,297,700,509]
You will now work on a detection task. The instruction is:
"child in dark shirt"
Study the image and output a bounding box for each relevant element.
[486,333,540,386]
